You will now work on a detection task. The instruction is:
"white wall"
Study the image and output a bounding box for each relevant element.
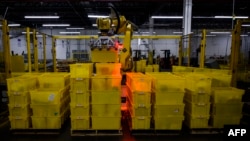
[8,28,250,60]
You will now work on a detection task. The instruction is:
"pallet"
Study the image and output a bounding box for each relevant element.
[71,129,123,136]
[130,129,182,136]
[188,127,224,134]
[10,129,62,135]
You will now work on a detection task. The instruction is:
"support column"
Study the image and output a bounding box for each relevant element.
[43,34,47,72]
[199,29,206,68]
[52,37,57,72]
[182,0,192,65]
[2,20,12,78]
[178,37,183,66]
[230,20,241,87]
[33,29,38,72]
[148,17,154,65]
[26,27,32,72]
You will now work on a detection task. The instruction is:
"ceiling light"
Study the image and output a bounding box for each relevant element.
[88,15,109,18]
[24,16,59,19]
[92,24,97,27]
[151,16,183,19]
[66,27,84,30]
[22,32,39,34]
[206,35,216,37]
[240,35,248,37]
[8,24,21,27]
[214,16,248,19]
[210,32,231,34]
[193,16,214,19]
[173,32,183,34]
[242,24,250,27]
[59,32,80,34]
[42,24,70,27]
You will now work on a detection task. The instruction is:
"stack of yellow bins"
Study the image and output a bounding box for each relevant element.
[210,87,244,128]
[7,76,37,129]
[183,74,212,129]
[147,73,185,130]
[69,63,93,130]
[30,73,70,129]
[126,73,152,129]
[91,63,122,130]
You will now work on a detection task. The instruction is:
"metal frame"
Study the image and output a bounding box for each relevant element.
[2,20,12,78]
[43,34,47,72]
[178,37,183,66]
[52,35,182,72]
[199,29,206,68]
[33,29,38,72]
[26,27,32,72]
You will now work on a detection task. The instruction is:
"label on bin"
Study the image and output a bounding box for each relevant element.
[77,116,83,119]
[15,116,21,119]
[48,94,55,101]
[14,104,21,107]
[138,92,144,95]
[76,78,83,80]
[138,116,145,120]
[138,104,145,107]
[174,109,179,113]
[13,92,20,95]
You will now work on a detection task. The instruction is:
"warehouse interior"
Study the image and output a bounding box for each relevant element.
[0,0,250,140]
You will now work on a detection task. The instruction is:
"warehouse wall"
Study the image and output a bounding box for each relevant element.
[8,28,249,60]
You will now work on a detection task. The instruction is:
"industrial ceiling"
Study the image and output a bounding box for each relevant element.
[0,0,250,30]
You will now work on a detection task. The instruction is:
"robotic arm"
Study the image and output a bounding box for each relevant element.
[95,3,138,72]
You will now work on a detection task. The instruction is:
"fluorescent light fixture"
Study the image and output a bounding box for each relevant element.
[242,24,250,27]
[24,16,59,19]
[36,35,44,37]
[0,24,20,27]
[88,15,109,18]
[59,32,80,34]
[206,35,216,37]
[214,16,248,19]
[92,24,97,27]
[151,16,183,19]
[8,24,21,27]
[240,35,248,37]
[66,27,84,30]
[22,32,39,34]
[210,32,231,34]
[42,24,70,27]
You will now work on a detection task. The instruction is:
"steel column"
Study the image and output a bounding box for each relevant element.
[43,34,47,72]
[52,37,57,72]
[187,34,192,66]
[199,29,206,68]
[2,20,12,78]
[178,37,183,66]
[33,29,38,72]
[26,27,32,72]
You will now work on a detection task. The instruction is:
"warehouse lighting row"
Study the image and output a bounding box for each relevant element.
[151,16,249,19]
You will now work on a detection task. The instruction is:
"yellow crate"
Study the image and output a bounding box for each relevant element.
[70,78,90,91]
[153,104,185,116]
[129,116,151,129]
[184,73,212,93]
[38,73,70,90]
[152,64,159,72]
[91,91,120,104]
[31,108,69,129]
[70,63,93,78]
[184,101,210,116]
[71,116,90,130]
[91,116,121,130]
[126,73,152,92]
[70,91,90,105]
[91,49,118,63]
[172,66,194,72]
[91,104,121,117]
[145,65,153,72]
[211,103,243,116]
[30,86,69,104]
[31,103,67,117]
[70,104,90,116]
[193,68,213,72]
[9,116,31,129]
[152,91,185,105]
[210,69,232,75]
[184,89,210,103]
[8,91,30,105]
[147,73,186,92]
[7,76,37,92]
[95,63,121,75]
[127,88,151,106]
[8,104,31,117]
[128,102,151,116]
[141,60,147,73]
[210,115,242,128]
[211,87,245,103]
[184,113,209,128]
[153,116,184,130]
[91,75,121,91]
